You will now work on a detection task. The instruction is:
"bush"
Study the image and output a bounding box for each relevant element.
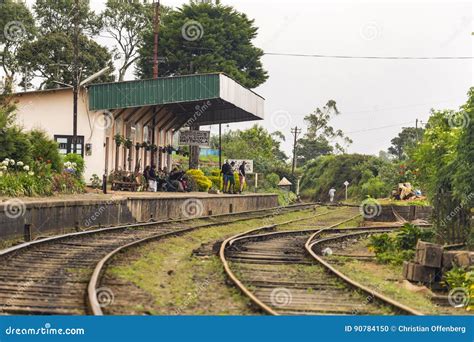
[367,224,432,265]
[63,153,85,178]
[52,172,85,194]
[396,223,434,250]
[28,130,62,172]
[264,172,280,189]
[186,169,212,192]
[208,168,223,190]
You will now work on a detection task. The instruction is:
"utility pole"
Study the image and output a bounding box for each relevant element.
[291,127,302,175]
[152,0,161,79]
[218,123,222,167]
[72,0,80,154]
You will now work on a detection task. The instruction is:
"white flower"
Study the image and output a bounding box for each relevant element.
[0,165,7,171]
[17,161,24,167]
[23,165,30,171]
[72,162,77,167]
[9,159,15,165]
[64,161,72,168]
[0,171,3,177]
[28,171,34,176]
[2,160,9,166]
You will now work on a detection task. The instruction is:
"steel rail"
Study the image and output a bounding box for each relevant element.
[86,203,318,315]
[305,228,424,315]
[219,208,360,315]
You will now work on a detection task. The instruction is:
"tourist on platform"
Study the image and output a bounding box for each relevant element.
[221,160,231,193]
[328,187,336,202]
[227,161,236,194]
[238,161,246,194]
[144,166,151,191]
[148,165,157,192]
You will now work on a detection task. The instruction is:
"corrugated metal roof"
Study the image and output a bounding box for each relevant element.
[88,73,221,111]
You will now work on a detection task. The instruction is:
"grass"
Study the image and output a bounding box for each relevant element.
[108,208,324,315]
[327,238,467,315]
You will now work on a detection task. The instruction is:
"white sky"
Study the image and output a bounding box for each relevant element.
[23,0,474,157]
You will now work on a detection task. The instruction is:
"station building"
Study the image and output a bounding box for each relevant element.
[12,73,264,181]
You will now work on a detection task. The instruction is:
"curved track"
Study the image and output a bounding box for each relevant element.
[0,203,315,315]
[221,213,424,315]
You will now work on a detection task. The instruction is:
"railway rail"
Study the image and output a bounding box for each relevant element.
[0,202,316,315]
[221,212,425,315]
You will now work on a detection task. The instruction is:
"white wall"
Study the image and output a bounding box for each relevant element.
[13,88,106,183]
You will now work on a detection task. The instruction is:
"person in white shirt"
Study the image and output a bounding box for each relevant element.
[328,187,336,202]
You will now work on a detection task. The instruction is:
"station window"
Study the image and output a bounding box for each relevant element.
[54,135,85,157]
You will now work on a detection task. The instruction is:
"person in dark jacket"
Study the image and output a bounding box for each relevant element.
[238,161,246,194]
[221,160,231,193]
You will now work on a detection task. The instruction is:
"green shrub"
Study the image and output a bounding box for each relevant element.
[186,169,212,192]
[28,130,62,172]
[63,153,85,178]
[396,223,434,250]
[264,172,280,189]
[368,225,432,265]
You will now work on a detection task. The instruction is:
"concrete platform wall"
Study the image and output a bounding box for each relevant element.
[0,194,278,241]
[365,205,433,222]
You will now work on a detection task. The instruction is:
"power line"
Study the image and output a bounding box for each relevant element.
[264,52,473,60]
[344,121,418,134]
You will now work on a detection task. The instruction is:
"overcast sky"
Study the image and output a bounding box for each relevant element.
[24,0,473,157]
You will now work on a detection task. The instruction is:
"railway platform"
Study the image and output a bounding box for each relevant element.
[0,191,278,243]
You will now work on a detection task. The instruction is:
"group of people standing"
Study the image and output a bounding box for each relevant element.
[143,165,188,192]
[220,160,246,194]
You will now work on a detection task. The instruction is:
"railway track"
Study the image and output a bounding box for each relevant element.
[221,212,425,315]
[0,202,316,315]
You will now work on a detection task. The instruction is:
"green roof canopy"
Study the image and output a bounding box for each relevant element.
[87,73,264,129]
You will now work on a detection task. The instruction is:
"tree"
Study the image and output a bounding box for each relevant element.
[297,100,352,166]
[136,2,267,88]
[388,126,424,160]
[0,0,36,89]
[17,33,114,89]
[102,0,154,81]
[33,0,101,35]
[210,125,287,173]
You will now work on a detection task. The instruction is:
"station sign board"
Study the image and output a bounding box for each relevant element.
[178,130,210,147]
[228,159,254,174]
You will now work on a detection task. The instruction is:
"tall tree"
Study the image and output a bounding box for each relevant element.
[136,2,267,88]
[33,0,101,35]
[388,126,424,160]
[102,0,154,81]
[17,0,113,89]
[297,100,352,165]
[0,0,36,90]
[17,33,114,89]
